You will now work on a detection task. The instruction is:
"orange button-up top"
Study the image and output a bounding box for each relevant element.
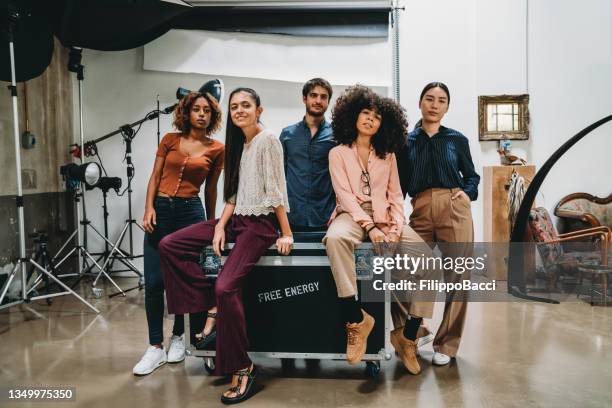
[156,133,225,197]
[328,144,405,235]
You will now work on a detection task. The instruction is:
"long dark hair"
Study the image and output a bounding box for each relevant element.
[331,85,408,158]
[223,88,262,203]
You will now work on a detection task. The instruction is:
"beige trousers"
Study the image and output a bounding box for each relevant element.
[410,188,474,357]
[323,206,437,323]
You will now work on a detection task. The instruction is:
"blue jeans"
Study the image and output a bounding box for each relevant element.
[143,196,205,345]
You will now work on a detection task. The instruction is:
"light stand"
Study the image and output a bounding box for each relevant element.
[90,127,147,297]
[84,118,160,258]
[52,48,144,298]
[50,53,132,297]
[0,12,98,313]
[90,179,146,295]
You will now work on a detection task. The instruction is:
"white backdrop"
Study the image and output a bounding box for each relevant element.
[144,29,391,86]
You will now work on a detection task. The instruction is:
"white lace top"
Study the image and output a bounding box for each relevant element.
[228,129,290,216]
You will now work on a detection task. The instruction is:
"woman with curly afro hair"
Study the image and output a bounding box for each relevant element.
[133,91,224,376]
[323,85,438,375]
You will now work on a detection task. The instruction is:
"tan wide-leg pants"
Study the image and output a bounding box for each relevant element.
[409,188,474,357]
[323,204,437,324]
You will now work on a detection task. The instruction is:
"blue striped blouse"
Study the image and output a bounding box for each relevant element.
[397,126,480,201]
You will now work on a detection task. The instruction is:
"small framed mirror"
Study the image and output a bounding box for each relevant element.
[478,94,530,140]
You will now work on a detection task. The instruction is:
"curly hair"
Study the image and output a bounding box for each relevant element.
[173,91,222,136]
[331,85,408,158]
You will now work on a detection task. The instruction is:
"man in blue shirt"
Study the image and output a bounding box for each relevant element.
[280,78,337,231]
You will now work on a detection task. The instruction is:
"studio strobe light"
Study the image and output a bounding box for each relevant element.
[60,162,102,188]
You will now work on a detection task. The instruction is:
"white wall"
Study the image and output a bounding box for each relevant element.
[77,0,612,262]
[400,0,483,239]
[400,0,611,240]
[528,0,612,213]
[476,0,531,166]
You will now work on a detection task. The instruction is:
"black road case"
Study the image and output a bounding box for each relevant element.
[185,232,391,377]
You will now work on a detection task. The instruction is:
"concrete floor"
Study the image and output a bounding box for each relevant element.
[1,277,611,408]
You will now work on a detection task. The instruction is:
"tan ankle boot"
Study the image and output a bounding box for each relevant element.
[391,327,421,374]
[345,309,375,365]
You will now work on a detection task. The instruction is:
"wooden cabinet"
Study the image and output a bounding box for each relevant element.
[483,165,536,280]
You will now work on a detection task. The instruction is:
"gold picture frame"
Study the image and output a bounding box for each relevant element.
[478,94,530,141]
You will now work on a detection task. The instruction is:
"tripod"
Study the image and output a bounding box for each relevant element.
[89,126,146,297]
[25,232,71,305]
[91,184,141,277]
[91,186,145,297]
[0,13,98,313]
[52,185,132,298]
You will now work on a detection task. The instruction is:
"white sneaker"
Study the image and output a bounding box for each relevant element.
[133,346,167,375]
[418,333,435,348]
[432,352,451,366]
[167,335,186,363]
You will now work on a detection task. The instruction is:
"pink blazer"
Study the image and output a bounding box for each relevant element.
[328,144,405,234]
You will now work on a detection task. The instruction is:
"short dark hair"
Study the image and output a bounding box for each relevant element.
[419,82,451,105]
[302,78,333,99]
[331,85,408,158]
[173,91,222,135]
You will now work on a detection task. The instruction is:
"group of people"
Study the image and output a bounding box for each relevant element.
[132,78,480,404]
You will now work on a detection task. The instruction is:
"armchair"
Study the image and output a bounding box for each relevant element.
[555,193,612,234]
[527,207,610,292]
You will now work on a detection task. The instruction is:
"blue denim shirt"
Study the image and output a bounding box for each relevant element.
[280,118,337,228]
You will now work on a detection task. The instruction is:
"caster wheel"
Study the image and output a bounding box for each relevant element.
[281,358,296,371]
[365,361,380,378]
[46,298,53,306]
[138,277,145,287]
[203,357,215,374]
[92,287,103,299]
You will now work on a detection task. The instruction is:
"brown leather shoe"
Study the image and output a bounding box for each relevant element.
[345,309,375,365]
[391,327,421,374]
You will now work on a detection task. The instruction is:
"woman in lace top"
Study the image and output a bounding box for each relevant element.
[159,87,293,404]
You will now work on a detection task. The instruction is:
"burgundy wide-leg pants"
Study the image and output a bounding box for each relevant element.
[159,213,278,374]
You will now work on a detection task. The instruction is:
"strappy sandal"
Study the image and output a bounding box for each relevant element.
[195,311,217,350]
[220,365,258,405]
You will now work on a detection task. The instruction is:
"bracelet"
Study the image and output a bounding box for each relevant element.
[365,225,376,234]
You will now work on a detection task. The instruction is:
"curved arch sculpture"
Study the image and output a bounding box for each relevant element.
[508,114,612,303]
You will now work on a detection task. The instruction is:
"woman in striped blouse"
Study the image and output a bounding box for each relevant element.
[397,82,480,367]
